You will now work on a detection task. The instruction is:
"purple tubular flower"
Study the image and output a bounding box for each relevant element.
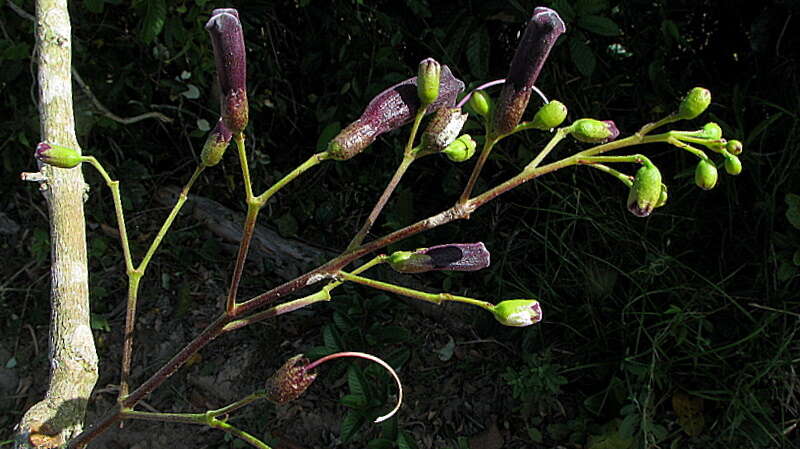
[205,8,248,134]
[388,242,490,274]
[327,64,465,160]
[492,7,566,137]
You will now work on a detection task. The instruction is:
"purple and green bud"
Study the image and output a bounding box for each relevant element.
[569,119,620,144]
[200,119,233,167]
[626,162,663,217]
[726,139,743,155]
[206,8,248,134]
[442,135,477,162]
[492,7,566,137]
[695,160,718,190]
[327,64,465,160]
[467,90,492,118]
[492,299,542,327]
[677,87,711,120]
[265,354,317,404]
[724,155,742,175]
[420,107,468,152]
[700,122,722,140]
[529,100,567,130]
[35,142,82,169]
[388,242,490,274]
[417,58,441,105]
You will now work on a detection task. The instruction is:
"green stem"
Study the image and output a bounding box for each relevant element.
[254,152,329,205]
[585,164,634,187]
[458,137,498,204]
[337,270,495,312]
[346,154,415,251]
[208,416,273,449]
[235,133,254,201]
[83,156,133,273]
[524,127,569,171]
[137,166,204,273]
[223,255,387,332]
[666,136,711,161]
[208,391,266,417]
[575,154,651,165]
[637,114,681,136]
[119,271,142,400]
[226,203,261,315]
[122,409,205,425]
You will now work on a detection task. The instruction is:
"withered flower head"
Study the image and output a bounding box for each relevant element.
[420,107,468,153]
[492,7,566,137]
[265,354,317,404]
[206,8,248,134]
[388,242,490,274]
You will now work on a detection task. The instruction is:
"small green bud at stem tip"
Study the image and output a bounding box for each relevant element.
[200,119,233,167]
[467,90,492,118]
[493,299,542,327]
[701,122,722,140]
[726,139,743,155]
[35,142,83,169]
[442,135,477,162]
[417,58,441,105]
[530,100,567,130]
[626,164,663,217]
[724,155,742,175]
[695,160,719,190]
[677,87,711,120]
[569,119,620,143]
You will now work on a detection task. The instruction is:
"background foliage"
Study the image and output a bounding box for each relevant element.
[1,0,799,447]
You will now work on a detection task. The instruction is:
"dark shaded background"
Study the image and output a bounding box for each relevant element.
[1,0,799,448]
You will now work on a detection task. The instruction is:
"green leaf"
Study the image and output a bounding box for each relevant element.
[786,194,800,230]
[371,325,411,344]
[274,213,298,237]
[578,15,621,36]
[397,431,419,449]
[527,426,544,443]
[368,439,395,449]
[444,14,471,63]
[340,393,368,409]
[317,121,341,152]
[348,365,366,397]
[618,412,640,439]
[569,36,596,76]
[576,0,608,14]
[84,0,104,13]
[551,0,575,22]
[466,25,490,80]
[340,410,365,443]
[323,325,342,351]
[140,0,167,43]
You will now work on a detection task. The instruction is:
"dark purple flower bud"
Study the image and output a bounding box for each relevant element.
[492,7,566,137]
[327,64,465,160]
[265,354,317,404]
[206,8,248,134]
[200,119,233,167]
[388,242,490,274]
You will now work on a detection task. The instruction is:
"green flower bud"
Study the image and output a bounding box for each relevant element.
[726,139,743,155]
[492,299,542,327]
[265,354,317,404]
[655,183,668,208]
[529,100,567,130]
[569,119,620,143]
[700,122,722,140]
[626,163,663,217]
[724,155,742,175]
[677,87,711,120]
[695,160,718,190]
[417,58,441,105]
[468,90,492,118]
[35,142,82,169]
[442,135,477,162]
[200,119,233,167]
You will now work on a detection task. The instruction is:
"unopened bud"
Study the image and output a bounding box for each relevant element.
[421,107,468,152]
[677,87,711,120]
[655,183,668,208]
[700,122,722,140]
[626,163,663,217]
[529,100,567,130]
[492,299,542,327]
[388,242,490,274]
[35,142,82,169]
[570,119,620,144]
[265,354,317,404]
[200,119,233,167]
[206,9,248,134]
[726,139,743,155]
[724,155,742,175]
[695,160,718,190]
[442,135,477,162]
[417,58,441,105]
[468,90,492,117]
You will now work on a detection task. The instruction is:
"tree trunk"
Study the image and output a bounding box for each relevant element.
[16,1,99,447]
